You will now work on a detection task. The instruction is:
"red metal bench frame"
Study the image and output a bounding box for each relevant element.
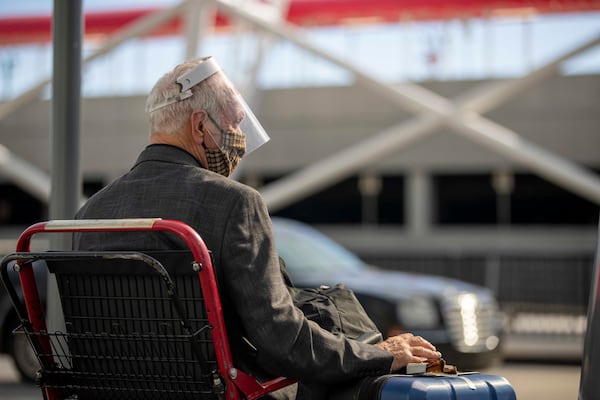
[4,218,296,400]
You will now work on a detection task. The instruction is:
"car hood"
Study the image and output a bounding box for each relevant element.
[291,265,494,302]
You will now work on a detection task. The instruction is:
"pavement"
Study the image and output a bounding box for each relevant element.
[0,356,39,400]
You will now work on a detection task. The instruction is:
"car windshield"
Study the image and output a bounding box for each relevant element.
[272,219,365,276]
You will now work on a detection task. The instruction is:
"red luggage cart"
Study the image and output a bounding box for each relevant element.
[0,218,296,400]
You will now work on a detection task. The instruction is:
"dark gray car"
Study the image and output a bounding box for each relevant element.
[272,217,503,370]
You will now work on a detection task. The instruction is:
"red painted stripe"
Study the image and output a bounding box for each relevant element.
[0,1,598,45]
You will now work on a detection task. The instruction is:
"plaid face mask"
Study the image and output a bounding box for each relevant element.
[205,129,246,177]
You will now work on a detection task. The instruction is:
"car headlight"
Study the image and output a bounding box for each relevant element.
[396,297,439,329]
[457,293,480,346]
[443,291,501,352]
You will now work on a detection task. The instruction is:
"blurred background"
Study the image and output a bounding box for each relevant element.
[0,0,599,398]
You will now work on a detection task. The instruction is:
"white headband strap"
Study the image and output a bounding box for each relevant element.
[177,57,221,92]
[146,57,221,114]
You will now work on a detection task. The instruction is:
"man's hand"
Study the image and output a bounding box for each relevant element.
[375,333,442,372]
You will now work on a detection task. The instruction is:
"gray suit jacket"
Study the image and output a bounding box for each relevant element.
[74,144,392,399]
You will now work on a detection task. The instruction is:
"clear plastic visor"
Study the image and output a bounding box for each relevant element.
[204,91,270,155]
[177,58,270,155]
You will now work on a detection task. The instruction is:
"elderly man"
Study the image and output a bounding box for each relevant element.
[73,57,441,399]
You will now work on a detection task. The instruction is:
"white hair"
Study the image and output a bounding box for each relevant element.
[145,58,234,136]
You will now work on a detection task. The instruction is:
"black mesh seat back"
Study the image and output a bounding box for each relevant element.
[45,251,219,400]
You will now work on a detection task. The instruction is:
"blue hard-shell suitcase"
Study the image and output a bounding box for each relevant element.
[354,373,517,400]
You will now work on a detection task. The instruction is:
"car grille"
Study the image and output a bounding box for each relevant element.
[442,293,499,353]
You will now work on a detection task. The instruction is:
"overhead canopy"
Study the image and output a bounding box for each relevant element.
[1,0,599,44]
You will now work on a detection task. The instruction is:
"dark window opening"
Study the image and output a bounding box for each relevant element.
[378,176,404,225]
[511,173,599,225]
[0,180,107,226]
[433,171,600,226]
[433,174,497,225]
[269,176,361,224]
[83,180,105,198]
[0,183,46,225]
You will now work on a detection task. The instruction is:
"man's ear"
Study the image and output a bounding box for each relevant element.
[191,110,208,142]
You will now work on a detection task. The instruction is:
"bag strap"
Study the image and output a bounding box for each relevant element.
[279,256,295,287]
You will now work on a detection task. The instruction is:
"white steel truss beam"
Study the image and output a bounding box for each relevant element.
[214,0,600,209]
[0,3,189,203]
[1,0,599,211]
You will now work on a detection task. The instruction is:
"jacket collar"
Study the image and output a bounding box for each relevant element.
[133,144,202,169]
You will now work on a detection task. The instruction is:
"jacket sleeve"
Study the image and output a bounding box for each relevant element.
[217,188,393,384]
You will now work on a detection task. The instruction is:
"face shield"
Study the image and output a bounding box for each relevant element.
[176,57,270,155]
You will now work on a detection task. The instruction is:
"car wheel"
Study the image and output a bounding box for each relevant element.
[6,317,39,383]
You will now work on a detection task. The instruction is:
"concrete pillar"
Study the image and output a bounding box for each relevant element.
[406,169,431,236]
[358,173,382,225]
